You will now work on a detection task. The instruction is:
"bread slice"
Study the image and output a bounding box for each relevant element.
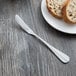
[62,0,76,24]
[46,0,68,19]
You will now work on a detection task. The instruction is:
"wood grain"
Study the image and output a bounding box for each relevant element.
[0,0,76,76]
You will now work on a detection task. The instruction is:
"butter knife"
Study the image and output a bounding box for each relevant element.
[15,15,70,63]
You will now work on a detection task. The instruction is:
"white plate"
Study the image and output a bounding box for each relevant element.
[41,0,76,34]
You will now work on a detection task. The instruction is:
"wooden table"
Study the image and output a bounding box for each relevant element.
[0,0,76,76]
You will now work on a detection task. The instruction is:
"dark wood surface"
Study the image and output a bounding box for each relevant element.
[0,0,76,76]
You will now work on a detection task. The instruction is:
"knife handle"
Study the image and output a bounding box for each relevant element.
[33,33,70,63]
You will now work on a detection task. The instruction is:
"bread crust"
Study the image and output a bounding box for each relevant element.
[46,0,68,19]
[62,0,76,24]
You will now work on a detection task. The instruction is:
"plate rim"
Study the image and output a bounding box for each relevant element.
[41,0,76,34]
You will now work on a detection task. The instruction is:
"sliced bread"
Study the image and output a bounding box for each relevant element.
[46,0,68,19]
[62,0,76,24]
